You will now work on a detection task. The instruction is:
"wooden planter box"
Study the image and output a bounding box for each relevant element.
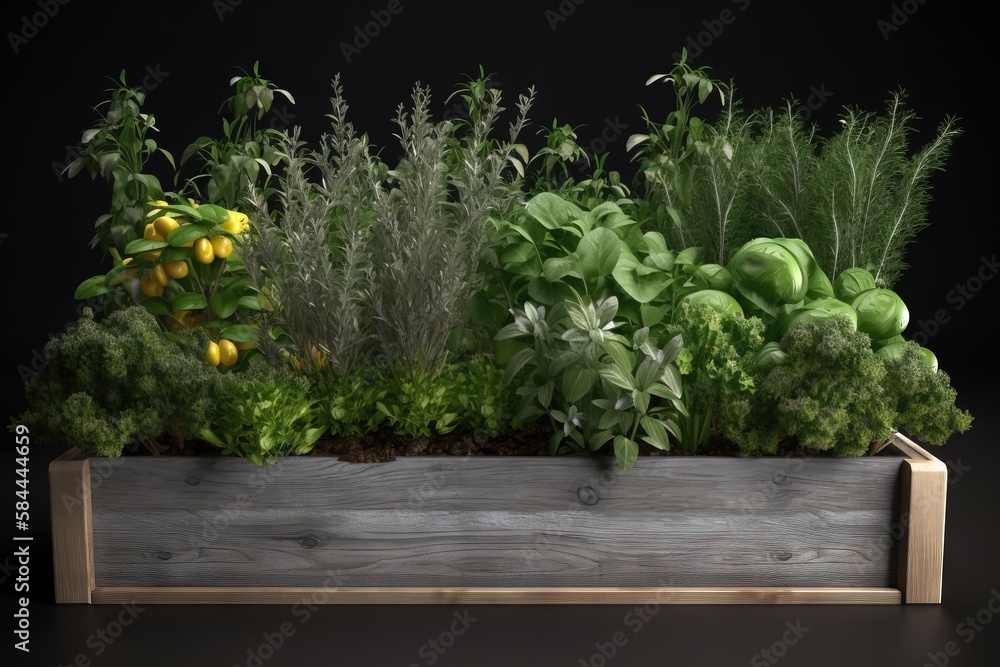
[49,433,945,605]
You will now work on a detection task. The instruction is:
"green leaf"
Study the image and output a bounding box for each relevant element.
[640,416,671,450]
[640,303,670,327]
[641,232,676,271]
[196,204,232,224]
[168,225,209,247]
[562,367,598,403]
[600,364,635,391]
[527,277,573,305]
[525,192,583,230]
[548,429,565,455]
[172,292,209,311]
[210,289,240,319]
[75,275,110,300]
[219,324,260,343]
[238,295,263,311]
[542,256,578,282]
[159,247,194,262]
[139,296,171,316]
[613,249,670,303]
[602,341,635,372]
[503,347,537,386]
[576,227,622,280]
[199,429,226,448]
[614,436,638,471]
[124,238,168,254]
[538,381,554,408]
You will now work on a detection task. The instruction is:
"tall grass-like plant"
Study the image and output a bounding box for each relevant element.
[245,76,380,374]
[651,88,959,286]
[810,94,960,285]
[368,78,534,374]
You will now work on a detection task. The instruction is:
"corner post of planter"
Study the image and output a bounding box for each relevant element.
[894,434,948,604]
[49,448,95,603]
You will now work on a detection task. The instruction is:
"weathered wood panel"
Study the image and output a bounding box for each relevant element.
[90,455,902,589]
[90,586,902,605]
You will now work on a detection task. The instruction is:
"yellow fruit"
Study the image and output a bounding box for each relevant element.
[205,341,221,367]
[210,236,234,259]
[139,273,164,297]
[188,198,200,209]
[225,210,250,233]
[151,263,170,287]
[142,224,165,261]
[153,216,180,238]
[220,217,243,235]
[121,257,138,279]
[164,260,189,279]
[310,345,327,369]
[166,311,192,331]
[218,339,238,367]
[193,238,215,264]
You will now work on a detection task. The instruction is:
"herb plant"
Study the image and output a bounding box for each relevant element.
[13,307,221,457]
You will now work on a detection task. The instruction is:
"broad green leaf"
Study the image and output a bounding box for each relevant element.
[614,436,638,471]
[603,341,635,371]
[503,347,537,386]
[210,289,240,319]
[124,238,168,254]
[600,364,635,391]
[634,357,661,391]
[159,247,194,262]
[525,192,583,230]
[613,249,670,303]
[640,303,670,327]
[199,429,226,447]
[527,277,573,305]
[75,275,110,300]
[576,227,622,280]
[641,232,676,271]
[538,381,554,408]
[139,296,171,316]
[219,324,260,343]
[640,416,671,450]
[562,367,598,403]
[542,256,578,282]
[675,247,705,265]
[171,292,208,311]
[168,224,209,247]
[632,389,650,415]
[198,204,234,224]
[587,429,614,452]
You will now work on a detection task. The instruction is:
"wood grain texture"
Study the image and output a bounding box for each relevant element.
[90,586,902,605]
[90,455,902,589]
[49,448,94,603]
[897,457,947,603]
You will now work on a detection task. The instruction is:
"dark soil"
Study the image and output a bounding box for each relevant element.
[134,419,828,462]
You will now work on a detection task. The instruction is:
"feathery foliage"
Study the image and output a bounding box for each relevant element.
[244,76,381,374]
[368,78,534,374]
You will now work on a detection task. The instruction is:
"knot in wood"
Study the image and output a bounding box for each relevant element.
[185,476,200,486]
[772,473,787,485]
[577,486,599,505]
[299,537,319,549]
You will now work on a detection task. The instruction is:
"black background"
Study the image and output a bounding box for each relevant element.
[2,0,998,665]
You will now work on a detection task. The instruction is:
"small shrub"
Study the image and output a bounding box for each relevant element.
[13,307,220,457]
[200,361,325,465]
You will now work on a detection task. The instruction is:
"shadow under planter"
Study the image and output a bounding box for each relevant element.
[48,433,946,605]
